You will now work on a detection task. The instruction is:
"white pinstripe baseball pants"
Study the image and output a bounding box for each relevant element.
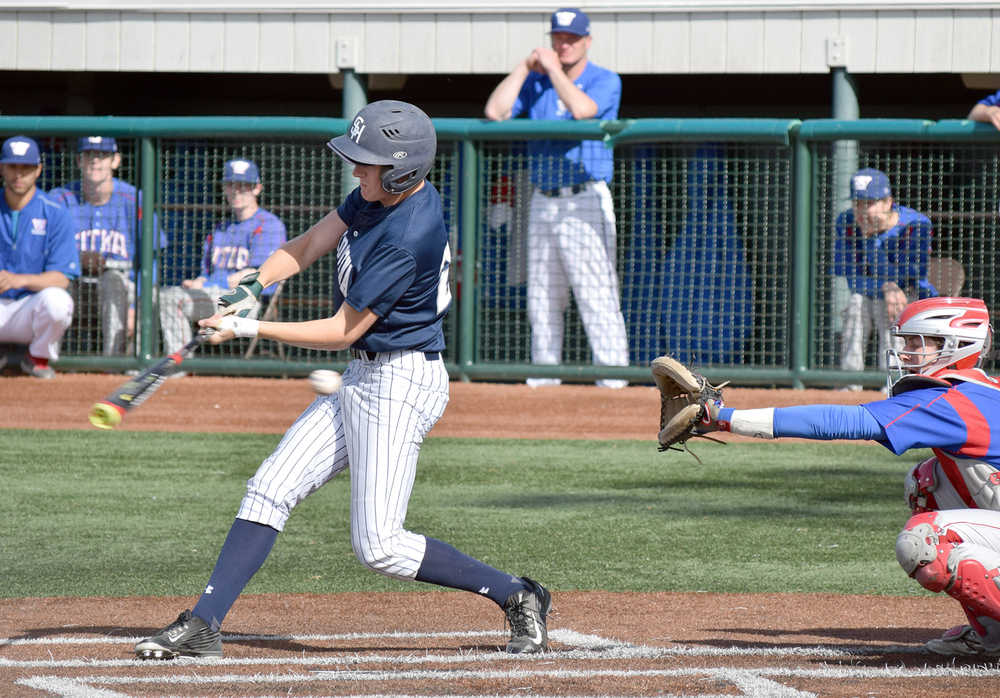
[236,350,449,580]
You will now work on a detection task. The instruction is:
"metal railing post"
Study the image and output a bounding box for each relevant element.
[458,139,479,379]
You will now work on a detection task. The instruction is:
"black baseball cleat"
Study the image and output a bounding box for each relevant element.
[134,609,222,659]
[503,577,552,654]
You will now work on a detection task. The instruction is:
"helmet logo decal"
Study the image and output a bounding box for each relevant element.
[350,116,366,143]
[392,151,408,159]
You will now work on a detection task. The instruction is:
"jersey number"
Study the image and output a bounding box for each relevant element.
[437,244,452,314]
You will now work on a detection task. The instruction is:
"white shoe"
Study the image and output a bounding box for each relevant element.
[526,378,561,388]
[838,384,863,392]
[596,379,627,389]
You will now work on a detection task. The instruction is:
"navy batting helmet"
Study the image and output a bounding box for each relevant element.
[327,100,437,194]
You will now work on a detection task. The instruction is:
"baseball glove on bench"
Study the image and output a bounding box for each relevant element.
[651,356,728,458]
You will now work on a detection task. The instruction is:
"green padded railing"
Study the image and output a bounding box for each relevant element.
[1,116,997,386]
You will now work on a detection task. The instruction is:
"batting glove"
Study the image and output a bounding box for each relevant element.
[218,271,264,317]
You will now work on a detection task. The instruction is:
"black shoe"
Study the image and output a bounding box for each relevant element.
[503,577,552,654]
[134,610,222,659]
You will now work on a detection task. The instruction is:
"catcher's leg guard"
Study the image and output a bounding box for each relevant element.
[897,512,1000,650]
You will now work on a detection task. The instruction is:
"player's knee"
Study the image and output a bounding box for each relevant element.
[896,512,959,593]
[36,287,74,328]
[350,536,414,579]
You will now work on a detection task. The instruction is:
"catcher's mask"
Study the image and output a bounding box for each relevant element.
[887,296,993,385]
[327,100,437,195]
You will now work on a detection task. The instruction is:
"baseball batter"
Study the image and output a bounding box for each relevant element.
[135,101,552,660]
[686,296,1000,657]
[484,7,629,388]
[49,136,167,355]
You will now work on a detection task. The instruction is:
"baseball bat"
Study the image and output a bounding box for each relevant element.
[88,332,210,429]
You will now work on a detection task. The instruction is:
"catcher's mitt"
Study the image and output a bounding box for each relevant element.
[650,356,728,457]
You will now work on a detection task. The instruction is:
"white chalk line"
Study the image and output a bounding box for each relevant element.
[8,626,1000,698]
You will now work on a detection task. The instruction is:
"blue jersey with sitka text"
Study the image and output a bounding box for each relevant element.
[0,190,79,300]
[48,179,167,281]
[511,61,621,188]
[335,182,451,353]
[201,208,287,296]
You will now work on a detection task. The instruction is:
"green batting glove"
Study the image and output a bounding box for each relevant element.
[218,271,264,317]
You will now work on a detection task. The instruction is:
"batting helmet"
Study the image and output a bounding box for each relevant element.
[327,100,436,194]
[888,296,993,381]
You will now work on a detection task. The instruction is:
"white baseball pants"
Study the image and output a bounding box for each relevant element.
[526,180,628,384]
[236,350,449,581]
[0,287,74,360]
[839,292,896,372]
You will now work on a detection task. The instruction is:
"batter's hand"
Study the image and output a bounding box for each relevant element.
[197,314,234,344]
[218,271,263,317]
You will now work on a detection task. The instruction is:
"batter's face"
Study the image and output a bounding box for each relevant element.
[852,197,895,236]
[353,163,393,203]
[1,162,42,197]
[550,32,591,69]
[78,150,120,186]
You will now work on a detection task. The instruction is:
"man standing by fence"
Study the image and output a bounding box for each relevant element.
[484,7,629,388]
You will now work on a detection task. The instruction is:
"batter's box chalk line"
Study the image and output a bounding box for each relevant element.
[9,627,1000,698]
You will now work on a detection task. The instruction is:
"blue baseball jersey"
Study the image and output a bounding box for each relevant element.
[864,375,1000,466]
[0,189,80,300]
[48,179,167,280]
[201,208,287,296]
[334,182,451,353]
[511,61,621,188]
[978,90,1000,107]
[832,204,935,298]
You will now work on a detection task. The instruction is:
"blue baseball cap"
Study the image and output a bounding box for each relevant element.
[1,135,41,165]
[223,159,261,183]
[550,7,590,37]
[78,136,117,152]
[850,168,892,200]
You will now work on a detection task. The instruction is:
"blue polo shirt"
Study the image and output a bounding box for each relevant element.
[0,189,79,300]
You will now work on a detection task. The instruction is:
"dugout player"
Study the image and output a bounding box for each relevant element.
[158,159,286,355]
[484,7,629,389]
[49,136,167,355]
[135,101,552,660]
[691,296,1000,657]
[0,135,79,378]
[833,168,934,390]
[968,90,1000,130]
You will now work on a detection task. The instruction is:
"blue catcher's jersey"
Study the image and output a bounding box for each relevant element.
[511,61,621,188]
[832,204,935,299]
[864,374,1000,467]
[0,189,80,300]
[335,182,451,353]
[201,208,287,296]
[48,179,167,280]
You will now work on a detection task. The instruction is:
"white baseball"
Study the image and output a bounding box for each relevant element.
[308,369,343,395]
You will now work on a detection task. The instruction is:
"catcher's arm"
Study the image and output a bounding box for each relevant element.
[651,356,728,459]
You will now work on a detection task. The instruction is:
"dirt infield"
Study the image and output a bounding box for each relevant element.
[0,373,994,696]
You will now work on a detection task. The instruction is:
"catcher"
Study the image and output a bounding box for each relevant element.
[653,296,1000,658]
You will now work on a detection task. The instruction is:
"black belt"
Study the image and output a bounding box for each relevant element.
[352,349,440,362]
[538,182,587,197]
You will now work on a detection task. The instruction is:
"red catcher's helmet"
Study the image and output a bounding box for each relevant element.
[888,297,993,381]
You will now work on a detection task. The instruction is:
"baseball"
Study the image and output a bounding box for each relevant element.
[309,369,342,395]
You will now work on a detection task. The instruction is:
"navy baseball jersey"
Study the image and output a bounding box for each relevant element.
[335,182,451,353]
[201,209,286,296]
[511,61,621,188]
[48,179,166,280]
[0,190,79,300]
[833,204,935,298]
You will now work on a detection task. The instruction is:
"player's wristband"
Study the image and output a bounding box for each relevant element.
[219,316,260,339]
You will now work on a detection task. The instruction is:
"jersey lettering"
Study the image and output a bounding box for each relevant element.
[436,244,452,314]
[211,245,250,270]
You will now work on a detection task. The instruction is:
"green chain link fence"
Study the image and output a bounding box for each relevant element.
[1,116,997,386]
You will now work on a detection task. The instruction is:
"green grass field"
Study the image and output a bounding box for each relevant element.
[1,428,931,599]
